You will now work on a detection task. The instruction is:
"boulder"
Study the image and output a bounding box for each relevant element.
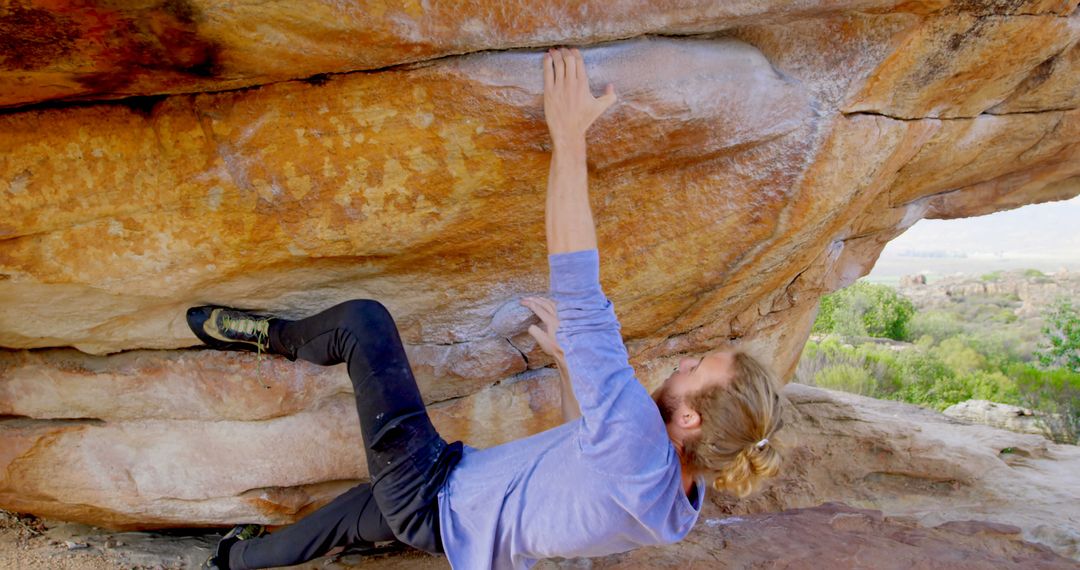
[944,399,1055,438]
[1,1,1080,563]
[574,502,1078,570]
[739,385,1080,561]
[4,356,1080,560]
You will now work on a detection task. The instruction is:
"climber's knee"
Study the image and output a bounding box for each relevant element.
[336,299,396,335]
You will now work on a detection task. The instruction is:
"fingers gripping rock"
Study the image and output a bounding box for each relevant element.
[490,296,542,337]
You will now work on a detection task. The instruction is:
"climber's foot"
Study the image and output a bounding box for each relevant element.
[202,524,265,570]
[187,306,277,354]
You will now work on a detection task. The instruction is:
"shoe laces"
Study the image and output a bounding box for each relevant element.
[235,524,264,541]
[221,312,271,390]
[221,315,269,339]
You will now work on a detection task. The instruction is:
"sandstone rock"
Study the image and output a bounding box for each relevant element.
[2,13,1076,372]
[0,348,564,528]
[943,399,1051,438]
[7,502,1077,569]
[887,108,1080,210]
[2,2,1080,562]
[569,502,1078,570]
[5,359,1080,561]
[1,36,826,362]
[843,14,1078,118]
[737,385,1080,561]
[4,0,1076,109]
[991,16,1080,114]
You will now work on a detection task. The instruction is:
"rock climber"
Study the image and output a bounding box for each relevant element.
[191,47,785,570]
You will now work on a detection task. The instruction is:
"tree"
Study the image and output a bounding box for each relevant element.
[1036,298,1080,373]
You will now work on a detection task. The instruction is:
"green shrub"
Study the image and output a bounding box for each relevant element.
[980,271,1003,282]
[796,339,903,397]
[898,349,952,385]
[800,282,1077,442]
[1008,363,1080,444]
[908,310,964,344]
[990,309,1018,325]
[1023,269,1046,279]
[931,337,985,376]
[814,364,878,396]
[887,350,955,410]
[813,282,915,341]
[855,343,905,395]
[962,370,1019,403]
[1036,298,1080,373]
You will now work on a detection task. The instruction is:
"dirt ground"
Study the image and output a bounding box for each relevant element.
[0,510,447,570]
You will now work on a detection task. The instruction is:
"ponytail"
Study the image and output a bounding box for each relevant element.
[683,351,785,498]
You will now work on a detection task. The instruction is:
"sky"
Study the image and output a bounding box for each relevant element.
[867,194,1080,282]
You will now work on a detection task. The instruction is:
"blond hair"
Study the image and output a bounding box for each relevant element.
[682,351,784,497]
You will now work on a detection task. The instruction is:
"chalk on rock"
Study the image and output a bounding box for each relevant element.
[490,297,542,337]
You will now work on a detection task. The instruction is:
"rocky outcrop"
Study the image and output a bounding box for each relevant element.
[2,0,1080,556]
[898,269,1080,317]
[577,503,1078,570]
[944,399,1053,437]
[740,385,1080,561]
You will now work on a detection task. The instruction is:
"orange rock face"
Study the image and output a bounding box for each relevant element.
[1,0,1079,554]
[9,0,1077,109]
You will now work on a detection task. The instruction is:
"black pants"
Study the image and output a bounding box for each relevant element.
[228,300,463,570]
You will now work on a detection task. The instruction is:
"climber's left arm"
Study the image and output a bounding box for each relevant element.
[521,295,581,423]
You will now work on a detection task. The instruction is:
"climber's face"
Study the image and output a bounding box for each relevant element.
[652,350,735,428]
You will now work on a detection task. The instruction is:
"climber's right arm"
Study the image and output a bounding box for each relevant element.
[540,50,666,464]
[542,48,615,256]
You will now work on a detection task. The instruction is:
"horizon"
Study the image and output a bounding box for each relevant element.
[866,194,1080,284]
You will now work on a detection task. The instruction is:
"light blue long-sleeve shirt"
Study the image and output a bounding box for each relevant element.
[437,249,703,569]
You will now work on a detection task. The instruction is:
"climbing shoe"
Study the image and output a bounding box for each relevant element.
[187,306,276,354]
[201,523,265,570]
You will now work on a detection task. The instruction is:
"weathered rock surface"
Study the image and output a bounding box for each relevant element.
[5,358,1080,560]
[3,0,1077,110]
[741,385,1080,561]
[0,349,565,528]
[5,502,1078,570]
[944,399,1052,437]
[574,502,1078,570]
[2,0,1080,562]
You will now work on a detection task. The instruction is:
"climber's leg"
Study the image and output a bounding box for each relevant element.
[268,300,462,554]
[227,482,394,570]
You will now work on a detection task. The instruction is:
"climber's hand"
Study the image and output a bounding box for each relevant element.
[543,47,616,148]
[520,296,564,359]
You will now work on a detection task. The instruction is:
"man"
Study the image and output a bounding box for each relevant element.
[193,48,784,570]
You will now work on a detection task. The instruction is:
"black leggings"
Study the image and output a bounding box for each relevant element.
[228,300,463,570]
